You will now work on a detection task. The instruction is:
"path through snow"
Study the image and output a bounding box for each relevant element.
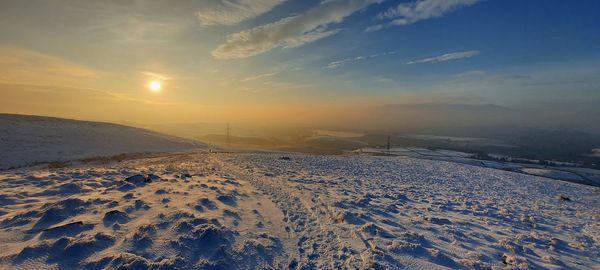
[0,152,598,269]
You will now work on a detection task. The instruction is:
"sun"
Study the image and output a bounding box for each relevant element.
[149,80,162,92]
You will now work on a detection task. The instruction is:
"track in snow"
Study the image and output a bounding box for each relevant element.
[1,152,599,269]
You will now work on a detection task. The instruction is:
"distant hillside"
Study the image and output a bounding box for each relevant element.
[199,134,284,147]
[0,114,206,169]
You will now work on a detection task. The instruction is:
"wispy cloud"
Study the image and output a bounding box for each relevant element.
[324,56,367,69]
[83,9,186,44]
[141,71,172,81]
[324,51,396,69]
[367,0,480,32]
[212,0,382,59]
[407,50,480,64]
[197,0,286,26]
[364,24,384,33]
[373,75,395,83]
[0,46,99,87]
[241,72,278,82]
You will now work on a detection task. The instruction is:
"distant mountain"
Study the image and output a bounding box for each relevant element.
[0,114,206,169]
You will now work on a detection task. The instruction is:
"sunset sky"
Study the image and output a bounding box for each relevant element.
[1,0,599,133]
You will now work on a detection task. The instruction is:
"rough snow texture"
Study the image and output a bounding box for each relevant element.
[0,152,599,269]
[360,147,600,186]
[0,153,289,269]
[0,114,205,169]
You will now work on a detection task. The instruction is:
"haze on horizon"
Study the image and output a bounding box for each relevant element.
[1,0,599,135]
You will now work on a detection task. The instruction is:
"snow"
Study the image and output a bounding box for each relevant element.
[359,147,473,159]
[0,114,206,170]
[358,147,600,186]
[1,152,598,269]
[0,154,291,269]
[520,168,584,182]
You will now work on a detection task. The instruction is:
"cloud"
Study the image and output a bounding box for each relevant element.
[88,16,183,44]
[363,24,384,33]
[197,0,286,26]
[407,50,480,64]
[141,71,172,81]
[367,0,480,31]
[324,51,396,69]
[0,81,141,106]
[241,72,278,82]
[373,75,394,83]
[0,46,99,87]
[324,56,367,69]
[212,0,382,59]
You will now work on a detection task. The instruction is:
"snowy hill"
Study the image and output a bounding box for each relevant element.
[0,152,598,269]
[0,115,598,269]
[0,114,206,169]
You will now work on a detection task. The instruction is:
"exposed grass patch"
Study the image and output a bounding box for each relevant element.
[47,161,70,169]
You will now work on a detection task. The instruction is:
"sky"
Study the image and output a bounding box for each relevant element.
[1,0,599,134]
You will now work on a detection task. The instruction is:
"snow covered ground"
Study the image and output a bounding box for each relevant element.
[1,152,598,269]
[520,168,584,182]
[0,114,205,170]
[358,147,600,187]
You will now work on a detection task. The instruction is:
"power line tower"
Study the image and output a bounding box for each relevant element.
[386,135,391,153]
[226,123,230,147]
